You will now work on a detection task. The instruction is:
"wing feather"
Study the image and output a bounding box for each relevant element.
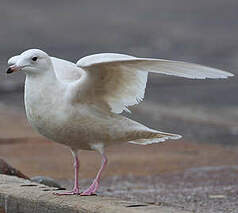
[51,57,82,82]
[76,53,233,113]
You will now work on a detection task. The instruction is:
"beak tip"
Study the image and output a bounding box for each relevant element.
[6,67,14,74]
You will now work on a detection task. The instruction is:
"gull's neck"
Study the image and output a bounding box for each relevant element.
[24,65,64,102]
[26,65,56,82]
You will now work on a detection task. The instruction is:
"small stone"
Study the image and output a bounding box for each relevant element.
[31,176,61,188]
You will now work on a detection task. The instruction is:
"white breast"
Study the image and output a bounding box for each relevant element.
[24,74,104,149]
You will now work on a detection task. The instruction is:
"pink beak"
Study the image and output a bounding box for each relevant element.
[6,66,21,74]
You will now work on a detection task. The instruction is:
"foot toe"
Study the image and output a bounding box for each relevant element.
[80,191,97,196]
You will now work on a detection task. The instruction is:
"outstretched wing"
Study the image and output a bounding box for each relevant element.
[76,53,233,114]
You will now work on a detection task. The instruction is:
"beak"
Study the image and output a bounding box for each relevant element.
[6,66,21,74]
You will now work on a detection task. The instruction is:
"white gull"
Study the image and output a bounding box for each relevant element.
[7,49,233,195]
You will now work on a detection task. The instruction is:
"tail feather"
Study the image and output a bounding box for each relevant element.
[128,130,182,145]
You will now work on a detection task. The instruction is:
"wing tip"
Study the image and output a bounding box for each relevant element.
[214,71,234,79]
[191,71,234,80]
[128,133,182,145]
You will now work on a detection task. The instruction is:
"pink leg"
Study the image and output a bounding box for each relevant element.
[80,152,108,196]
[54,150,80,195]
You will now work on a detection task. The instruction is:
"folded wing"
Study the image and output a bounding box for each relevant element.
[76,53,233,114]
[51,57,82,82]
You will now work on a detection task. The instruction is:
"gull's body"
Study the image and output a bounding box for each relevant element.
[7,49,233,195]
[25,75,169,150]
[25,57,180,151]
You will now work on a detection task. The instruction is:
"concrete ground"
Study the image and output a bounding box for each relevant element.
[77,166,238,213]
[1,134,238,212]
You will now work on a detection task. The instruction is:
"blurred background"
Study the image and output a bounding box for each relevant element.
[0,0,238,212]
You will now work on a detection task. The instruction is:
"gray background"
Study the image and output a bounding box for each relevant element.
[1,0,238,145]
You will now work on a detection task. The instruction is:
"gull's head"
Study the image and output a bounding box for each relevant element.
[7,49,51,75]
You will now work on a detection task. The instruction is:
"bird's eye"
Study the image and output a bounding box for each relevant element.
[32,57,38,62]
